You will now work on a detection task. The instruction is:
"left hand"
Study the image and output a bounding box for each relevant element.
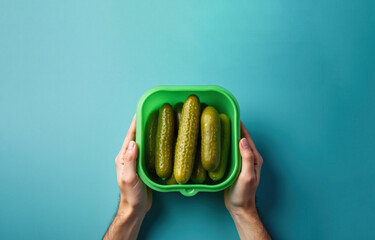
[114,114,152,216]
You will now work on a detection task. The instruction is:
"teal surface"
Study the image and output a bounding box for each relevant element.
[0,1,374,239]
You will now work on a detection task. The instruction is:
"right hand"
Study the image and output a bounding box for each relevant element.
[224,121,264,216]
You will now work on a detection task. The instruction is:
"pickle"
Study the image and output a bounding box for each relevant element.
[209,113,230,181]
[191,138,207,184]
[145,110,158,173]
[174,95,201,184]
[201,106,221,171]
[165,172,177,185]
[155,103,174,179]
[165,103,183,185]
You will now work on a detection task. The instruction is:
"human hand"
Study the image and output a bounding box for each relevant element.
[224,121,263,217]
[224,121,270,239]
[115,114,152,217]
[104,115,152,240]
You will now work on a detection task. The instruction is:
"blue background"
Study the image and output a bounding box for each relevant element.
[1,1,374,239]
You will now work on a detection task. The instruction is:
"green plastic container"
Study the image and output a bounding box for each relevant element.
[136,85,241,196]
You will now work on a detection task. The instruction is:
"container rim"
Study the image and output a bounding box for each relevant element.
[136,85,241,196]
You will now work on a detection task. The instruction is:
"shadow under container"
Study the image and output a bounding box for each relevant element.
[136,85,241,196]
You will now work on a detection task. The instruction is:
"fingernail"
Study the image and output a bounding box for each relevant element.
[241,138,250,149]
[128,141,135,150]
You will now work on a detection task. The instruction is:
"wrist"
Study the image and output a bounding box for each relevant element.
[117,201,146,224]
[118,193,148,217]
[229,206,259,223]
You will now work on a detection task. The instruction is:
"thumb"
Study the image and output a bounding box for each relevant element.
[238,138,256,182]
[122,140,138,179]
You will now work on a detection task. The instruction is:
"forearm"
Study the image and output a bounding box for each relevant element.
[230,208,271,240]
[103,204,145,240]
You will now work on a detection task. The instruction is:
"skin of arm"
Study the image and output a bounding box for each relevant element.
[224,122,272,240]
[103,115,152,240]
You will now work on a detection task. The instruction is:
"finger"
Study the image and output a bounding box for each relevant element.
[123,140,138,172]
[255,154,263,183]
[240,121,263,167]
[118,140,138,186]
[240,122,264,183]
[146,186,152,211]
[238,138,256,183]
[115,114,136,167]
[121,114,137,153]
[240,121,259,155]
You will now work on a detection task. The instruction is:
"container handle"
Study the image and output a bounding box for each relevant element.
[180,188,198,197]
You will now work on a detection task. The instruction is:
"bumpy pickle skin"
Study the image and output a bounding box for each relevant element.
[191,138,207,184]
[174,95,201,184]
[145,110,158,173]
[155,103,175,179]
[209,113,230,181]
[201,106,221,172]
